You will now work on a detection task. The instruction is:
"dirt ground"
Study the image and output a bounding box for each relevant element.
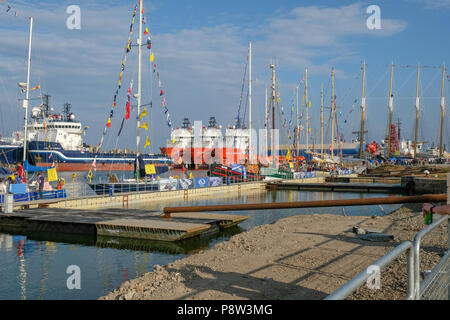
[99,203,448,300]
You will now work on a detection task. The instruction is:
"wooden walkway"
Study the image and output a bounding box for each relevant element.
[267,182,405,194]
[0,208,248,242]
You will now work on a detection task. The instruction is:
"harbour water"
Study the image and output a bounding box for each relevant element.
[0,189,402,300]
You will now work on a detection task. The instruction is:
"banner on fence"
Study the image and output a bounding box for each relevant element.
[47,168,58,182]
[159,179,178,191]
[231,164,247,179]
[194,177,209,189]
[145,164,156,175]
[178,179,194,190]
[209,177,223,187]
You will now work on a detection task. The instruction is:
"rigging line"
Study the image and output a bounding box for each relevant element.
[421,68,441,98]
[366,65,390,98]
[231,56,248,157]
[235,55,248,128]
[242,79,249,126]
[393,69,416,98]
[336,70,362,106]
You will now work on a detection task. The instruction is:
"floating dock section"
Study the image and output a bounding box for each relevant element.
[266,182,405,194]
[0,208,248,242]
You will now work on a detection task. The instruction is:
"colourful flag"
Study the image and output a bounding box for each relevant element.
[138,122,148,131]
[31,85,40,90]
[125,102,130,120]
[144,27,149,35]
[139,108,147,120]
[106,117,111,128]
[144,136,150,149]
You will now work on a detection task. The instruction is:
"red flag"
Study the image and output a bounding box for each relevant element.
[160,89,164,96]
[125,102,130,120]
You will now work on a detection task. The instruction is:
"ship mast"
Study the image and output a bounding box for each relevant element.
[330,68,335,159]
[305,68,309,151]
[270,64,276,168]
[414,63,420,159]
[248,41,252,160]
[22,17,34,170]
[265,87,268,157]
[359,61,366,159]
[296,85,299,168]
[320,84,324,160]
[387,62,394,158]
[134,0,144,180]
[439,63,445,157]
[136,0,143,155]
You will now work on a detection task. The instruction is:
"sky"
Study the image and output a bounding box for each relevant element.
[0,0,449,153]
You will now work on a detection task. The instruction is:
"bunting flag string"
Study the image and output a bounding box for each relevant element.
[125,80,133,120]
[150,57,173,129]
[144,136,150,149]
[87,4,138,181]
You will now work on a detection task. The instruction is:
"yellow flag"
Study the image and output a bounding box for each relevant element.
[189,172,193,179]
[150,52,154,62]
[308,101,311,107]
[139,108,147,120]
[47,168,58,182]
[144,136,150,149]
[145,164,156,175]
[138,122,148,131]
[286,150,291,161]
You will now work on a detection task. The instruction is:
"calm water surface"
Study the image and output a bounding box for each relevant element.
[0,189,402,300]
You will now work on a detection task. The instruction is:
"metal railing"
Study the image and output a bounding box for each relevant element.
[413,215,449,300]
[325,241,415,300]
[419,250,450,300]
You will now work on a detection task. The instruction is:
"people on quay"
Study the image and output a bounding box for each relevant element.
[37,172,45,200]
[57,179,63,190]
[14,172,21,184]
[17,162,26,183]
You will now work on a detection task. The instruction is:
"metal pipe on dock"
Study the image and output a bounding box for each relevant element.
[163,194,447,218]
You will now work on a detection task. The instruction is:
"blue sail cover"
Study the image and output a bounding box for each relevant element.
[23,160,51,172]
